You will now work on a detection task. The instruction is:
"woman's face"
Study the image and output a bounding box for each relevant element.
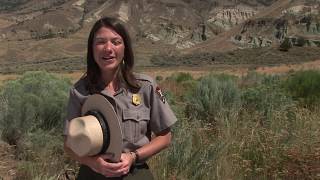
[93,26,125,74]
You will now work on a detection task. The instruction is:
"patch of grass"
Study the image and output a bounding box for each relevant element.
[0,71,76,179]
[283,70,320,109]
[150,70,320,179]
[0,57,85,74]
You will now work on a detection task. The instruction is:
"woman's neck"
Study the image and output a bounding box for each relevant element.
[101,69,119,94]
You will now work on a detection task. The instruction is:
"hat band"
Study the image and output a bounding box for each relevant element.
[85,110,110,155]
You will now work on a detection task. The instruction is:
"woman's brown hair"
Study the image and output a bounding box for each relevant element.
[85,17,140,93]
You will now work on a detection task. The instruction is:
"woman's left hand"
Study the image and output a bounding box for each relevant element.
[118,153,135,175]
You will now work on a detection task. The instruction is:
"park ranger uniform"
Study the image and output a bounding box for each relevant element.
[64,73,177,179]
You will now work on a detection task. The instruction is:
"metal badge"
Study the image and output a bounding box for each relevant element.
[132,94,141,106]
[156,86,166,103]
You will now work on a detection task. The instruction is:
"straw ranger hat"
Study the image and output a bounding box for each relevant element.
[66,94,123,162]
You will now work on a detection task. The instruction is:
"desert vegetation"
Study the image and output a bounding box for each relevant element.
[150,47,320,67]
[0,71,76,179]
[150,70,320,179]
[0,70,319,179]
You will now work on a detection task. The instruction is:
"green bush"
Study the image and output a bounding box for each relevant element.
[165,72,194,83]
[155,75,163,82]
[173,72,193,83]
[14,129,67,179]
[0,71,71,145]
[296,36,306,47]
[152,71,319,180]
[242,75,295,127]
[185,74,241,124]
[283,70,320,108]
[161,72,198,103]
[151,116,224,180]
[279,37,293,51]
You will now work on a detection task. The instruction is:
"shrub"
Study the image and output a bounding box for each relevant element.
[150,116,224,180]
[161,72,197,103]
[242,75,295,126]
[152,72,319,180]
[14,129,67,179]
[172,72,193,83]
[0,71,71,145]
[155,75,163,82]
[296,36,306,47]
[279,37,293,51]
[283,70,320,109]
[165,72,193,83]
[185,74,241,125]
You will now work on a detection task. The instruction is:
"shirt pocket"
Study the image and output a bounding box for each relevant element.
[122,107,150,143]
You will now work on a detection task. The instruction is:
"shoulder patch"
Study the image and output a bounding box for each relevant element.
[156,86,166,103]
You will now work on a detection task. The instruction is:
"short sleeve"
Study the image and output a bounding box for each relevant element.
[149,81,177,134]
[63,88,81,135]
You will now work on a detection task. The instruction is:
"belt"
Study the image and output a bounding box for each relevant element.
[130,163,148,171]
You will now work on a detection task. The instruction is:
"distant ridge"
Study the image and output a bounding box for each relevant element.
[0,0,319,72]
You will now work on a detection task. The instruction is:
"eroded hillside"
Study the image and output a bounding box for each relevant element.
[0,0,319,73]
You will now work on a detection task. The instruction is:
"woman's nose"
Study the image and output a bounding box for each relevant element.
[103,42,112,52]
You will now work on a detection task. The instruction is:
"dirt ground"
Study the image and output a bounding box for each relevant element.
[141,59,320,79]
[255,59,320,75]
[0,141,17,180]
[1,60,320,85]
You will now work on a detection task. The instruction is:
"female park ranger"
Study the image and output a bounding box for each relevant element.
[63,17,177,179]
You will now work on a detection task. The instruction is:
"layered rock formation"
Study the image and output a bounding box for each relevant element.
[0,0,319,68]
[233,3,320,48]
[0,0,271,49]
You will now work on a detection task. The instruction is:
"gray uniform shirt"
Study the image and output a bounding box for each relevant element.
[63,73,177,152]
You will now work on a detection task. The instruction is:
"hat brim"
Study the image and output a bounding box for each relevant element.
[81,94,123,162]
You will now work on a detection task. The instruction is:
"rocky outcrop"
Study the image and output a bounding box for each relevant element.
[232,34,272,48]
[0,0,84,41]
[282,36,320,48]
[232,3,320,48]
[207,7,257,30]
[138,5,259,49]
[0,0,319,52]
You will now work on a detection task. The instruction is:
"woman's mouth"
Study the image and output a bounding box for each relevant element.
[102,56,115,61]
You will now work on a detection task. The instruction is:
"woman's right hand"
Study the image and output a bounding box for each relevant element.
[79,154,124,177]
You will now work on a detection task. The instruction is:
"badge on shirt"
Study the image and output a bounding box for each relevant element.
[156,86,166,104]
[132,94,141,106]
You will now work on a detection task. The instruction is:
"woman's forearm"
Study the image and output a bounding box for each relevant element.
[65,128,172,164]
[134,128,172,162]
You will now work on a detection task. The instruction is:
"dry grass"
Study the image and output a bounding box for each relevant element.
[0,141,17,180]
[149,71,320,180]
[0,74,19,87]
[1,58,320,86]
[256,59,320,75]
[141,59,320,79]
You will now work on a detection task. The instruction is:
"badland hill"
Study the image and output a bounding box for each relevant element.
[0,0,319,72]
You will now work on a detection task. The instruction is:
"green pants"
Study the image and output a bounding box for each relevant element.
[76,163,154,180]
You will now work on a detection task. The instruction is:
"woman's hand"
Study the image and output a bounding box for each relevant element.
[64,140,135,177]
[80,154,124,177]
[117,153,136,175]
[80,153,135,177]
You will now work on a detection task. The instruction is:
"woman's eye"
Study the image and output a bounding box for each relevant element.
[112,39,123,46]
[95,40,106,45]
